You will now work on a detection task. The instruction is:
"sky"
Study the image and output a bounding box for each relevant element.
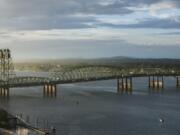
[0,0,180,60]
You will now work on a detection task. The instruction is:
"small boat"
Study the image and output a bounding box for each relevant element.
[159,117,165,123]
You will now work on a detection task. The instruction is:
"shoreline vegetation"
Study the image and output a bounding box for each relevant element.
[14,57,180,72]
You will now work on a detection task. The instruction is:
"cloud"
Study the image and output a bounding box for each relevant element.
[0,28,179,47]
[0,0,180,60]
[157,31,180,35]
[0,28,128,42]
[0,0,133,30]
[149,1,177,15]
[0,0,179,30]
[99,17,180,29]
[0,15,96,30]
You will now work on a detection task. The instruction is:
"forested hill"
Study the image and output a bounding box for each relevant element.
[14,57,180,71]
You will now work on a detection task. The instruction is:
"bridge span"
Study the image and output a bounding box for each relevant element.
[0,72,180,98]
[0,48,180,97]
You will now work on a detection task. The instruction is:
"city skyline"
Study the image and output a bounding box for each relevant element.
[0,0,180,59]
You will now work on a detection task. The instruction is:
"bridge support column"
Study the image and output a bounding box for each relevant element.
[0,87,9,98]
[148,76,151,89]
[176,76,180,87]
[0,88,2,96]
[117,77,133,94]
[149,76,164,90]
[43,84,57,97]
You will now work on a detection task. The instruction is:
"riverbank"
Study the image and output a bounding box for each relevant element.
[0,109,50,135]
[0,109,15,135]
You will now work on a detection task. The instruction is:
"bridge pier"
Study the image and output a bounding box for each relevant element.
[148,75,164,90]
[117,77,133,94]
[43,84,57,97]
[0,87,9,97]
[176,76,180,87]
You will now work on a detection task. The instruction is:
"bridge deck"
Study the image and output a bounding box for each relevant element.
[0,73,179,88]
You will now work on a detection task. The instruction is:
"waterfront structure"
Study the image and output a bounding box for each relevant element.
[0,49,180,97]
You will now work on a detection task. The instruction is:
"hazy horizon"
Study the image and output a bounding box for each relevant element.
[13,55,180,63]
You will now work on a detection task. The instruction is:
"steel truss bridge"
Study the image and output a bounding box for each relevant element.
[0,49,180,97]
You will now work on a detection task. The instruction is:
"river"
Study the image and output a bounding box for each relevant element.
[0,77,180,135]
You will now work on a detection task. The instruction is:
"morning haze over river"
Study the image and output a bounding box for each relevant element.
[1,0,180,135]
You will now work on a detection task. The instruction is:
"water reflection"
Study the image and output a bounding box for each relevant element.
[16,127,29,135]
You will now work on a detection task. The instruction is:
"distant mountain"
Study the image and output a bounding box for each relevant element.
[14,56,180,71]
[14,56,180,67]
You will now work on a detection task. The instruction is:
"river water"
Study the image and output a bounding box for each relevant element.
[0,77,180,135]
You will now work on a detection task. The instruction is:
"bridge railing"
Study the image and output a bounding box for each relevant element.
[0,66,180,87]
